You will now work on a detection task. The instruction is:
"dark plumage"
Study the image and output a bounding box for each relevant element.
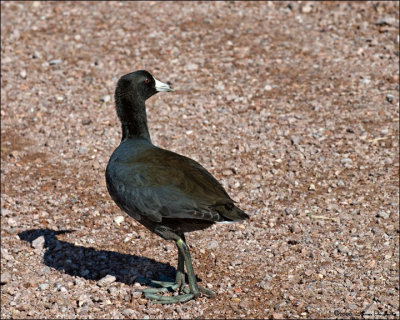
[105,70,249,303]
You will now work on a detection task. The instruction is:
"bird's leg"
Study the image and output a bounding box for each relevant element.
[139,230,188,299]
[142,245,189,294]
[141,242,193,302]
[176,237,200,297]
[175,243,187,291]
[142,235,215,304]
[176,237,215,299]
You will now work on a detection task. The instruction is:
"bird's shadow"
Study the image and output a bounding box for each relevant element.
[18,228,177,286]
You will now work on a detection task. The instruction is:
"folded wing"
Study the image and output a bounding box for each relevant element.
[107,146,248,223]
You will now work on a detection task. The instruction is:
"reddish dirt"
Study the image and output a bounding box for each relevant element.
[1,1,399,319]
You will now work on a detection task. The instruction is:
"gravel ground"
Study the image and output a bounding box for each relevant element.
[1,1,399,319]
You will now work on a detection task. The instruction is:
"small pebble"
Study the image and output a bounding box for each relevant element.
[49,59,62,65]
[7,217,17,227]
[122,309,135,317]
[107,286,118,295]
[302,3,313,13]
[19,70,27,79]
[1,272,11,285]
[361,77,370,85]
[82,118,92,125]
[284,207,295,215]
[7,228,17,235]
[336,267,345,274]
[380,128,389,135]
[341,158,353,167]
[101,95,111,103]
[239,299,250,309]
[386,94,393,103]
[98,274,116,287]
[32,51,42,59]
[38,283,49,291]
[42,266,51,274]
[305,269,313,276]
[114,215,124,226]
[216,83,225,90]
[290,136,300,145]
[375,17,397,26]
[131,291,142,299]
[78,294,92,307]
[289,224,300,233]
[338,245,349,254]
[258,280,270,291]
[377,211,390,219]
[206,240,219,250]
[222,169,233,176]
[32,236,45,250]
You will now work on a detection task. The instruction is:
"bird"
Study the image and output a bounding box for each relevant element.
[105,70,249,304]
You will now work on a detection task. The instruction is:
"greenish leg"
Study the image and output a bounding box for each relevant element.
[176,238,200,297]
[175,245,185,288]
[140,236,215,304]
[141,249,190,295]
[176,238,215,299]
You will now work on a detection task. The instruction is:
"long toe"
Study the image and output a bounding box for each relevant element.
[149,280,179,289]
[198,285,215,298]
[139,286,176,294]
[141,283,215,304]
[145,292,195,304]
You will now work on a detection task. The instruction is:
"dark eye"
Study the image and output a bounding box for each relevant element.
[145,78,150,84]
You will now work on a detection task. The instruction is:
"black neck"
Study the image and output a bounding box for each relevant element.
[115,92,151,142]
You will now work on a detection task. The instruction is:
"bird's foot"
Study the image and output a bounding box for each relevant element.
[139,279,190,294]
[139,280,215,304]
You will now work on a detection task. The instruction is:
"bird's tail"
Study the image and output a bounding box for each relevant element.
[215,203,249,223]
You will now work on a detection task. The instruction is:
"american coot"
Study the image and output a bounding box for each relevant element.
[105,70,249,304]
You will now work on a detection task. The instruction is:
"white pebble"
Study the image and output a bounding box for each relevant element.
[19,70,27,79]
[114,215,124,226]
[101,95,111,103]
[38,283,49,291]
[98,274,117,287]
[32,236,45,250]
[49,59,62,65]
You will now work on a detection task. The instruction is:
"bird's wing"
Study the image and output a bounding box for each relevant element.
[109,147,238,223]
